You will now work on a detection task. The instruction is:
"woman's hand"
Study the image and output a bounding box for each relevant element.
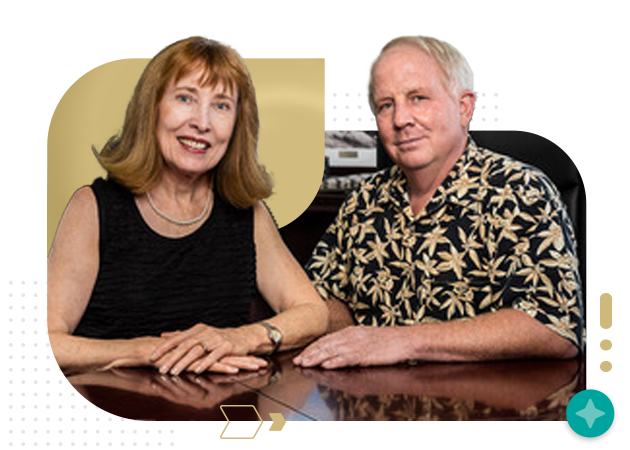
[149,323,264,376]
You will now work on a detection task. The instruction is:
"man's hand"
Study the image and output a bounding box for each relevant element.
[293,326,410,369]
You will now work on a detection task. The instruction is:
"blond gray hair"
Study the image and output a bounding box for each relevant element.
[369,36,474,112]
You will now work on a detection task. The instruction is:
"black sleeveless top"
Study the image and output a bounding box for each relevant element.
[73,178,257,339]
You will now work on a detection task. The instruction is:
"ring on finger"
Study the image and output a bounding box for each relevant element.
[199,342,211,353]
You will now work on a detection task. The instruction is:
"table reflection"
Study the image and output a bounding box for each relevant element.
[68,353,584,421]
[294,359,583,420]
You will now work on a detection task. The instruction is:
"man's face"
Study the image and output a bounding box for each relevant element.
[372,44,473,176]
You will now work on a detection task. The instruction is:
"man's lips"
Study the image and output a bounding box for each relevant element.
[177,136,211,152]
[395,136,425,150]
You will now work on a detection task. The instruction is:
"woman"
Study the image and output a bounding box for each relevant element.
[47,37,327,376]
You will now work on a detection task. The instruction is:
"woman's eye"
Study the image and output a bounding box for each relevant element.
[176,94,191,103]
[216,102,231,111]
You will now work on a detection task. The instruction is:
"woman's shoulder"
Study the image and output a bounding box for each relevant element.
[70,185,98,214]
[50,186,99,259]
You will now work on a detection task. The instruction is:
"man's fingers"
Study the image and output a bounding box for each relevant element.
[321,355,353,369]
[294,341,338,367]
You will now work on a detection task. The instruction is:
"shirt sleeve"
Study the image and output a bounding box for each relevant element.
[305,191,357,303]
[491,170,585,351]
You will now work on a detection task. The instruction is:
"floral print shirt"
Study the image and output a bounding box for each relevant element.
[306,139,584,349]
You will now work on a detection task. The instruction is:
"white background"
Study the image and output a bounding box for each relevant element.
[2,0,628,448]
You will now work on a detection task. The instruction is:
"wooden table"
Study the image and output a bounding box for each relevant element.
[68,351,584,421]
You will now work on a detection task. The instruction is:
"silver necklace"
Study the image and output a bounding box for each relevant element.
[146,189,212,226]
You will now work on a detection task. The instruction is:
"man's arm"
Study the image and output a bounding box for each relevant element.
[326,298,356,332]
[294,308,577,369]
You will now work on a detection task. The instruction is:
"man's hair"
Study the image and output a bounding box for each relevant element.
[95,36,272,208]
[368,36,474,113]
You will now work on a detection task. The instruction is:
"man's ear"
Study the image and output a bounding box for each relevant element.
[459,90,476,128]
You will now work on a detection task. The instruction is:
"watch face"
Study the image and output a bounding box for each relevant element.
[270,329,282,344]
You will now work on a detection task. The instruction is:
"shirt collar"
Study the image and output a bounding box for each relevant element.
[380,136,483,218]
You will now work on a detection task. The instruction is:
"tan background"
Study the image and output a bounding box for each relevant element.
[47,58,325,253]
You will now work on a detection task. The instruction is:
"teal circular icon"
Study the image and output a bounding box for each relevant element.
[567,389,614,437]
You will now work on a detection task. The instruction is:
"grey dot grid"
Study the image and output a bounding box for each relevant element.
[471,92,500,124]
[328,92,375,128]
[328,91,500,128]
[3,279,178,448]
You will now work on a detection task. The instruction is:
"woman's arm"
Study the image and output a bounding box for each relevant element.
[48,187,162,375]
[249,201,329,351]
[151,202,328,375]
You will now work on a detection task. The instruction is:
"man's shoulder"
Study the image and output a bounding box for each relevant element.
[339,165,404,218]
[469,146,561,205]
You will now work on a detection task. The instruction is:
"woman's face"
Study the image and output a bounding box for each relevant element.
[156,68,238,179]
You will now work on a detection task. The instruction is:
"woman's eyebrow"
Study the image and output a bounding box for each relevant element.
[173,86,199,94]
[214,92,236,101]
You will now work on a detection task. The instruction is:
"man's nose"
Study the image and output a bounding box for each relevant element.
[190,105,211,133]
[393,103,413,129]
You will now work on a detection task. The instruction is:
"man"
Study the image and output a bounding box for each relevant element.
[294,36,583,369]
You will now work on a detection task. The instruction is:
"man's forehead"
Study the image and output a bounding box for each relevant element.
[375,47,442,86]
[377,44,439,74]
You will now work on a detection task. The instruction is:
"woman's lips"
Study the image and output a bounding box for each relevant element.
[177,137,211,153]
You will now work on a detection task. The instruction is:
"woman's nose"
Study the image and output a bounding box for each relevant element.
[190,106,211,133]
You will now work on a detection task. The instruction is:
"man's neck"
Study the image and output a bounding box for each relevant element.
[403,141,467,216]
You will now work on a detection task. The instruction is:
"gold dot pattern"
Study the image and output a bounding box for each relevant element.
[600,340,612,351]
[600,361,612,372]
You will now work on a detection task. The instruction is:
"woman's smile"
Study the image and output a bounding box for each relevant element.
[177,136,212,153]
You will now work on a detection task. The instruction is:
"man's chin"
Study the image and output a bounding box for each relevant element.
[394,154,434,172]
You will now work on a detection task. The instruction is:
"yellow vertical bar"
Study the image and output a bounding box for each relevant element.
[600,293,612,329]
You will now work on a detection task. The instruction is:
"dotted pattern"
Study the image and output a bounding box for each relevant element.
[475,92,501,124]
[325,91,500,126]
[329,92,374,125]
[3,279,177,448]
[599,293,613,372]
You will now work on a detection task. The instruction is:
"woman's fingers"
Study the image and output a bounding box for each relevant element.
[219,356,268,371]
[151,324,253,375]
[150,331,193,362]
[160,330,182,338]
[188,356,266,374]
[177,342,232,375]
[158,340,208,375]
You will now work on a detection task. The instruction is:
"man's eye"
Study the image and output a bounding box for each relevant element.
[412,95,427,102]
[377,103,392,113]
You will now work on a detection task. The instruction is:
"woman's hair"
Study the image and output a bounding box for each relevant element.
[368,35,474,113]
[95,36,272,208]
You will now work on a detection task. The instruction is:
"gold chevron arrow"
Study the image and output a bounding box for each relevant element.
[219,405,263,439]
[269,413,286,431]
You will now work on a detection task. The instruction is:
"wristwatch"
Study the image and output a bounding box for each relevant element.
[260,321,283,355]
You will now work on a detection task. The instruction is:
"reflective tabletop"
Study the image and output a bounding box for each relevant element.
[68,351,584,421]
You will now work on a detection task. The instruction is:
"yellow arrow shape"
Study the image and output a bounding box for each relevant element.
[269,413,286,431]
[219,405,263,439]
